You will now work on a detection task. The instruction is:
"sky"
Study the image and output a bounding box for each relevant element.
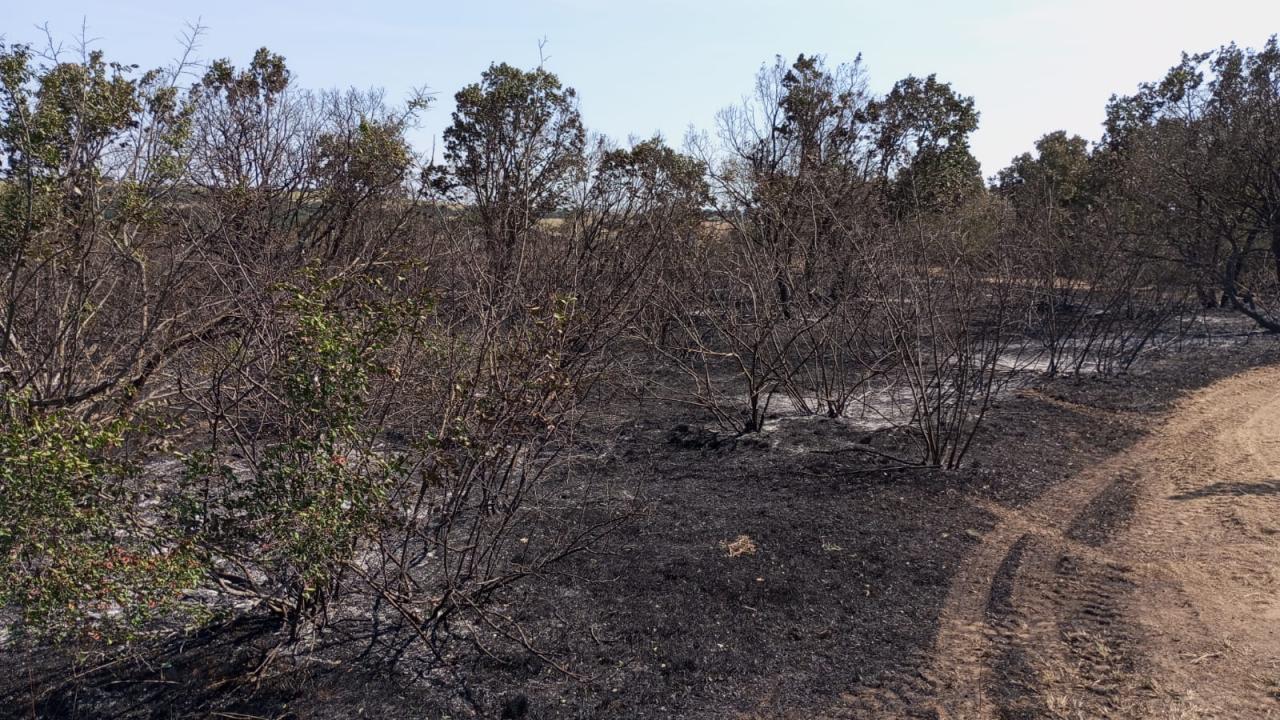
[4,1,1279,176]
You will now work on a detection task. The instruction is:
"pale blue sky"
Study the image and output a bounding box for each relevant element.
[5,1,1279,175]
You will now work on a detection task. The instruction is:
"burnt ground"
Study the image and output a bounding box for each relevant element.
[4,336,1278,720]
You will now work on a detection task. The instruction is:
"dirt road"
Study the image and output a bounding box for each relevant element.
[917,364,1280,718]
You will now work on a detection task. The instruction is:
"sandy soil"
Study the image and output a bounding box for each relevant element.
[916,363,1280,719]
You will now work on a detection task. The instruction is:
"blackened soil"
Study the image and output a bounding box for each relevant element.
[4,340,1277,719]
[1067,473,1139,547]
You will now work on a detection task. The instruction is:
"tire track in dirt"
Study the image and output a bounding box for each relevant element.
[921,364,1280,719]
[926,465,1143,717]
[1124,368,1280,717]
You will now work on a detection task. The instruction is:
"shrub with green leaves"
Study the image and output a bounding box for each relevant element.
[177,282,425,630]
[0,400,202,641]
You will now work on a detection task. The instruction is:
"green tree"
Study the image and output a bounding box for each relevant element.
[997,131,1092,213]
[870,74,982,215]
[433,63,585,279]
[1104,37,1280,325]
[0,41,201,411]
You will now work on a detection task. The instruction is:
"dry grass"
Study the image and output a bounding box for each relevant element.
[722,534,758,557]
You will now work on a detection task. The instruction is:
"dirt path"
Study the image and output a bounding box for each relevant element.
[920,364,1280,719]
